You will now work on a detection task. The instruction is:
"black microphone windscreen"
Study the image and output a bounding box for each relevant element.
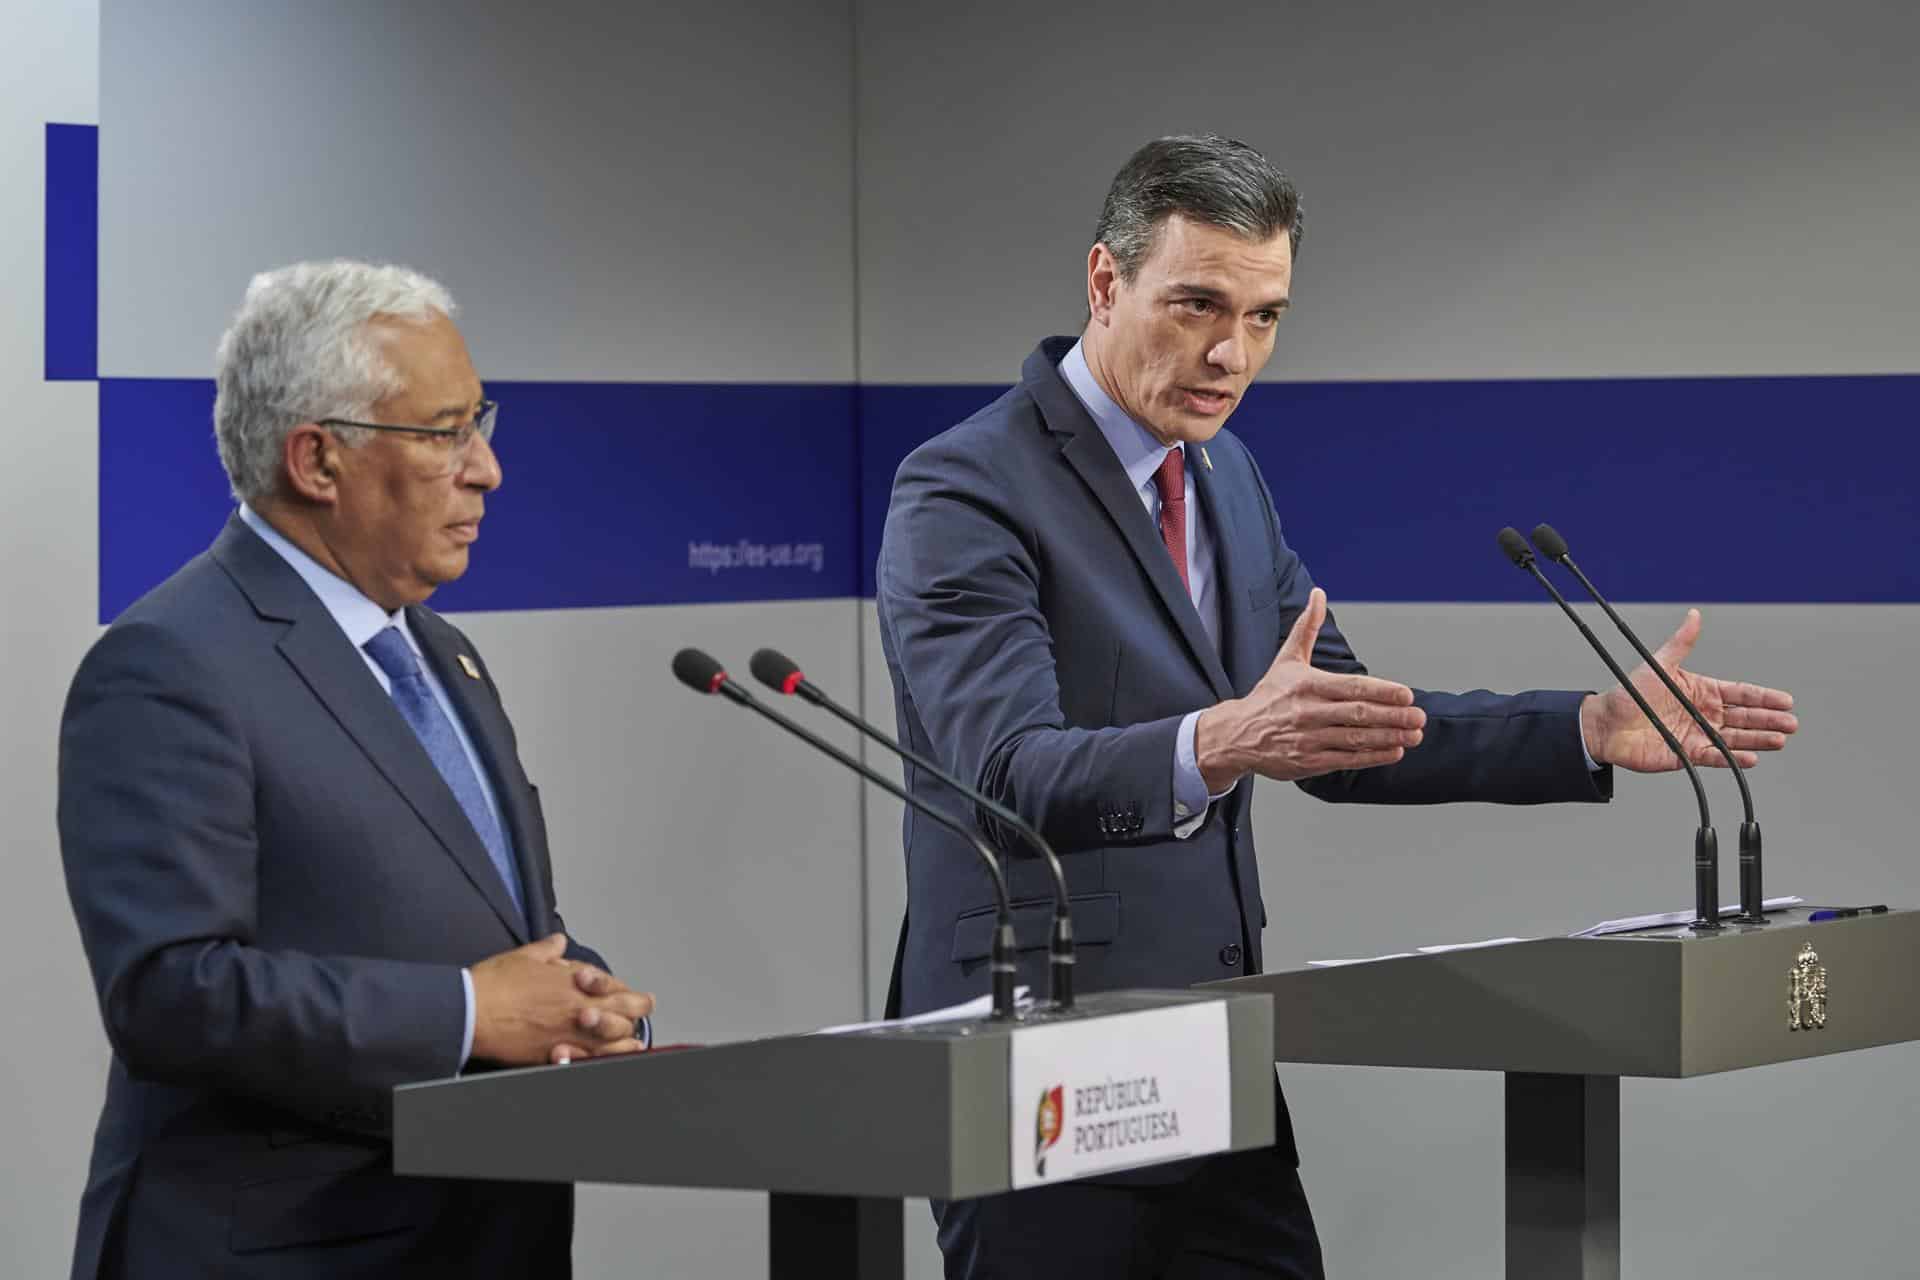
[749,648,802,693]
[1530,524,1570,560]
[1496,527,1533,567]
[671,647,728,694]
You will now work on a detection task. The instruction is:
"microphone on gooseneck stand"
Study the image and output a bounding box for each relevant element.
[749,647,1076,1013]
[1528,524,1766,926]
[1496,529,1722,932]
[671,648,1021,1020]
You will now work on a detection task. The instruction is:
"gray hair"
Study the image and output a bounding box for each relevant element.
[1094,135,1303,280]
[212,260,456,502]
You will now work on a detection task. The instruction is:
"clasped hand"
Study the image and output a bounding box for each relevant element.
[469,933,657,1067]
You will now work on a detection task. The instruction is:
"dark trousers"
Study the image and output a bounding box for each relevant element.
[932,1144,1325,1279]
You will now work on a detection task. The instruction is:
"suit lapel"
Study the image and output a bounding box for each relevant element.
[410,610,554,937]
[212,516,531,943]
[1025,344,1233,702]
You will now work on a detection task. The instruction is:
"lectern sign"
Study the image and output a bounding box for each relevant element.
[1009,1003,1231,1189]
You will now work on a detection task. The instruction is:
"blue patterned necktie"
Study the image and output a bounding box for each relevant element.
[364,626,526,925]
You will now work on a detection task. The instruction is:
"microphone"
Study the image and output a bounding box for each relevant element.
[1528,524,1766,925]
[1497,529,1722,931]
[671,648,1021,1019]
[750,647,1076,1012]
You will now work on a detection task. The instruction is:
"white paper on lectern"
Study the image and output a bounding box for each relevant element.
[1570,894,1804,937]
[1307,896,1809,965]
[1009,1003,1230,1190]
[1307,937,1528,967]
[815,986,1034,1035]
[1418,936,1531,953]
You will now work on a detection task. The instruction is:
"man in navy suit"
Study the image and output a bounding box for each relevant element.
[59,261,655,1278]
[876,136,1798,1277]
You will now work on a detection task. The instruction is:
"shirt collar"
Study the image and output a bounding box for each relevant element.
[238,503,415,654]
[1057,339,1183,496]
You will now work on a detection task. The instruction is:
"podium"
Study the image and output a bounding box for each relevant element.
[1206,906,1920,1279]
[392,988,1276,1278]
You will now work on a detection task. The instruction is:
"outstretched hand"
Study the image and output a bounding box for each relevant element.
[1195,588,1426,789]
[1579,608,1798,773]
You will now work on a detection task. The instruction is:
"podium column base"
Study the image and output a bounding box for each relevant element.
[769,1192,903,1279]
[1506,1072,1620,1280]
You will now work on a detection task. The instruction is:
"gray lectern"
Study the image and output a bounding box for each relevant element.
[392,988,1274,1278]
[1206,906,1920,1279]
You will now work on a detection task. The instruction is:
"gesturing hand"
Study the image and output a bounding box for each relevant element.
[1579,608,1798,773]
[1194,588,1426,790]
[468,934,656,1067]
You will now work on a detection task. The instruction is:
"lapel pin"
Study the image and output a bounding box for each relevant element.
[457,654,481,680]
[1200,445,1214,472]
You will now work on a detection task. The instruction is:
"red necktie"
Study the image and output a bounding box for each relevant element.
[1152,447,1189,595]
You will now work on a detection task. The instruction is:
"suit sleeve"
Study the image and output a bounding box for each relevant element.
[1231,442,1613,807]
[58,621,465,1134]
[879,436,1187,853]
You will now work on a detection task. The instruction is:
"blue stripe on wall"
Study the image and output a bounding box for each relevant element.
[858,372,1920,603]
[100,371,1917,619]
[98,379,858,621]
[61,120,1917,615]
[44,123,98,381]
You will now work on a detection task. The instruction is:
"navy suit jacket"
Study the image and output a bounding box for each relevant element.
[876,339,1611,1157]
[59,515,603,1279]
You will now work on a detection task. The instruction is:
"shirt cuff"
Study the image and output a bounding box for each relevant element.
[1174,710,1231,839]
[459,967,476,1070]
[1577,711,1602,773]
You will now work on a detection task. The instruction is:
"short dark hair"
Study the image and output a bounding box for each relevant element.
[1093,134,1303,279]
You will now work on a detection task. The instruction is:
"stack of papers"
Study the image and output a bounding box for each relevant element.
[1569,895,1804,937]
[1304,896,1808,967]
[1307,937,1529,968]
[817,986,1035,1034]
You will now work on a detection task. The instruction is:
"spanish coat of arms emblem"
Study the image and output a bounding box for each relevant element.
[1788,942,1827,1031]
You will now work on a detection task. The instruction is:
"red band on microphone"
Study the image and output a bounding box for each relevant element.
[781,671,804,696]
[707,671,727,694]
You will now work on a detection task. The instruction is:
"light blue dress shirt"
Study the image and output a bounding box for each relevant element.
[1058,342,1227,837]
[239,503,498,1066]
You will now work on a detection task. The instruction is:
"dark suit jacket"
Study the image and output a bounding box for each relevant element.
[59,515,602,1279]
[876,338,1612,1157]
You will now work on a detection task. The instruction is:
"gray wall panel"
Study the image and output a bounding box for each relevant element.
[100,0,855,382]
[451,600,867,1276]
[6,2,1909,1276]
[82,4,866,1275]
[3,4,107,1275]
[453,601,866,1044]
[856,0,1920,382]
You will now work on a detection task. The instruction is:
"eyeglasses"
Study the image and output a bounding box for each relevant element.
[317,399,498,454]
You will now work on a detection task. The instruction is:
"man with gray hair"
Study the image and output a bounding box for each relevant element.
[877,135,1796,1275]
[59,260,655,1278]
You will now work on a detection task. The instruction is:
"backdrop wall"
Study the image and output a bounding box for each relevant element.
[852,3,1920,1276]
[5,2,1915,1276]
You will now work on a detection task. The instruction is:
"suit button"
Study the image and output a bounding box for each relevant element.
[1219,943,1243,967]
